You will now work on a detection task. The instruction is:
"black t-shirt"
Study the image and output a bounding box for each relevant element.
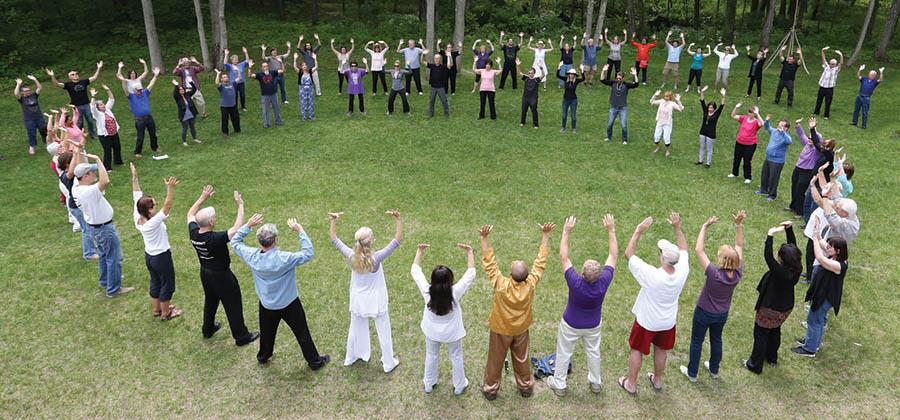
[699,100,724,139]
[779,60,799,81]
[502,45,520,61]
[189,221,232,271]
[427,63,450,88]
[557,74,584,99]
[63,80,91,106]
[441,51,460,74]
[747,55,764,78]
[255,71,278,95]
[561,49,574,65]
[805,260,848,315]
[521,75,539,100]
[59,171,77,209]
[601,80,639,108]
[19,93,42,120]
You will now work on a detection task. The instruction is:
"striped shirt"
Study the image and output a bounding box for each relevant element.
[818,64,841,88]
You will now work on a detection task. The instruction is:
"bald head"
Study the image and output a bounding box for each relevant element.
[510,260,528,282]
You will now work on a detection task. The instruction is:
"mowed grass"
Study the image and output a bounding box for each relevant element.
[0,43,897,418]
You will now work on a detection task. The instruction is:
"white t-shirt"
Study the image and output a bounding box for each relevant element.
[628,251,690,331]
[133,191,170,256]
[72,183,114,225]
[412,264,477,343]
[716,51,739,70]
[367,49,387,71]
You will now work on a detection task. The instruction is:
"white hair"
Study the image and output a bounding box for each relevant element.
[195,207,216,228]
[257,223,279,248]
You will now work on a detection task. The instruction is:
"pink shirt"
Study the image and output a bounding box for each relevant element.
[737,115,762,145]
[476,69,499,92]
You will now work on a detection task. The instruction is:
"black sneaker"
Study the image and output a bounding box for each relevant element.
[310,354,331,371]
[203,322,222,338]
[791,346,816,357]
[236,331,260,346]
[795,338,806,346]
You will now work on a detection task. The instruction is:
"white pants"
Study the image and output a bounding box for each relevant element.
[533,61,548,83]
[311,69,322,95]
[423,337,468,394]
[546,319,602,389]
[699,135,716,164]
[654,123,673,145]
[345,312,398,372]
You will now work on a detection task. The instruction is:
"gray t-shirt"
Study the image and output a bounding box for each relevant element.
[401,47,423,69]
[266,57,284,72]
[391,69,409,91]
[19,93,42,120]
[607,43,622,61]
[218,82,236,108]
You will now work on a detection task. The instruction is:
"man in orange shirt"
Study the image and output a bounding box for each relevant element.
[479,222,555,400]
[631,33,657,85]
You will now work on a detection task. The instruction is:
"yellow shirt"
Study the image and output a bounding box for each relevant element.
[483,245,549,336]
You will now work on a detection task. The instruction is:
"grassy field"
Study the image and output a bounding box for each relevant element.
[0,37,898,418]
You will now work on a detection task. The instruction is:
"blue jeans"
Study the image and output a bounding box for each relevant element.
[687,306,729,377]
[562,98,577,130]
[803,299,832,353]
[23,117,47,147]
[802,187,817,223]
[75,103,96,138]
[88,223,123,295]
[852,95,871,128]
[275,74,287,102]
[607,106,628,141]
[558,64,572,87]
[69,207,97,259]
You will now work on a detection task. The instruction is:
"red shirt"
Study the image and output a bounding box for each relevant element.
[631,41,657,61]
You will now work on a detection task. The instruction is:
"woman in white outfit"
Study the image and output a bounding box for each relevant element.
[411,242,477,395]
[329,210,402,373]
[365,41,389,95]
[527,37,553,90]
[650,90,685,156]
[713,43,739,89]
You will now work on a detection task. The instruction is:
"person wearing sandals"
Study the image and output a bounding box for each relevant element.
[546,215,617,397]
[742,221,802,374]
[130,163,182,320]
[618,212,689,395]
[411,242,477,395]
[679,211,745,382]
[329,210,403,373]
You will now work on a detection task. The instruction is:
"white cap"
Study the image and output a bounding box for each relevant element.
[657,239,681,266]
[567,68,577,75]
[46,142,60,156]
[73,163,97,178]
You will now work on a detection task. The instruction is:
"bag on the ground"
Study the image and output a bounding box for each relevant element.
[531,353,572,379]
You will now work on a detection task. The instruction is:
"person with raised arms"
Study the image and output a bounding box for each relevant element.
[745,46,769,102]
[526,37,554,90]
[473,57,501,120]
[660,31,686,90]
[650,90,685,156]
[580,32,601,86]
[602,28,629,82]
[685,43,711,93]
[171,79,202,146]
[850,64,885,129]
[14,75,47,155]
[122,67,163,159]
[471,38,495,93]
[601,65,640,144]
[712,43,739,89]
[696,86,727,167]
[498,31,524,89]
[364,41,390,95]
[88,84,124,169]
[46,61,103,138]
[557,35,578,88]
[223,47,251,111]
[344,59,369,117]
[115,59,149,94]
[172,57,208,118]
[262,42,292,104]
[813,46,843,119]
[213,67,241,136]
[292,52,318,121]
[630,33,657,85]
[398,38,425,95]
[387,59,411,115]
[755,115,794,202]
[440,39,463,95]
[729,102,764,184]
[425,52,452,118]
[247,59,284,128]
[517,58,544,128]
[774,46,803,107]
[331,38,355,95]
[298,33,323,96]
[558,63,586,134]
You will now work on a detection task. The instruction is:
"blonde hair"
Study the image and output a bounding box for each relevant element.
[716,245,740,271]
[350,227,375,273]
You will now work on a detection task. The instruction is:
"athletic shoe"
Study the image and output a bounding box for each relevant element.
[590,383,602,394]
[560,128,566,133]
[622,141,628,145]
[193,139,202,144]
[28,146,36,155]
[679,365,697,383]
[546,379,567,396]
[791,346,816,357]
[765,196,776,201]
[744,179,752,184]
[454,379,469,395]
[695,161,703,165]
[418,92,423,95]
[182,142,188,147]
[604,138,610,142]
[727,173,736,178]
[704,361,719,379]
[705,164,711,168]
[755,190,767,195]
[106,286,135,298]
[572,129,577,134]
[283,100,289,104]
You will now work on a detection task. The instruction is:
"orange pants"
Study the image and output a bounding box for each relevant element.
[482,330,533,396]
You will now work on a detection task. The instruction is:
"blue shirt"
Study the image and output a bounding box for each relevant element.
[666,44,684,63]
[218,82,236,107]
[230,226,314,310]
[582,45,599,65]
[401,47,423,69]
[473,50,492,69]
[224,61,247,84]
[690,53,704,70]
[859,78,880,96]
[127,90,152,117]
[764,120,794,164]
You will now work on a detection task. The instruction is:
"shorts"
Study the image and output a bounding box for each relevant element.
[583,64,597,71]
[146,250,176,301]
[628,320,676,355]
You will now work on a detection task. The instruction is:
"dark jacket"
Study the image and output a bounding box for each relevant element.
[805,260,848,315]
[754,226,802,312]
[173,82,198,121]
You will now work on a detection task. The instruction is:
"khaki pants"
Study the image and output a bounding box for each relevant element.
[662,62,680,84]
[482,330,533,396]
[191,90,207,117]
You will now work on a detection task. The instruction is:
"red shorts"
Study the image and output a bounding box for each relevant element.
[628,320,676,355]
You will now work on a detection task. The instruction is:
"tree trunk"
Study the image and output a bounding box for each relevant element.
[637,0,647,32]
[531,0,541,15]
[865,0,878,37]
[847,0,877,66]
[760,0,777,46]
[209,0,227,70]
[140,0,164,70]
[585,0,596,36]
[875,0,900,60]
[751,0,759,12]
[626,0,635,33]
[419,0,426,21]
[312,0,319,24]
[453,0,466,48]
[425,0,435,51]
[694,0,701,28]
[593,0,609,39]
[725,0,738,43]
[275,0,286,20]
[811,0,822,19]
[193,0,211,69]
[779,0,786,15]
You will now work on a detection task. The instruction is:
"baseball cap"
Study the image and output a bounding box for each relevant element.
[73,163,98,178]
[46,142,60,156]
[657,239,681,266]
[567,68,577,75]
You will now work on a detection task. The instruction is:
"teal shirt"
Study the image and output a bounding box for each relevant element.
[690,53,704,70]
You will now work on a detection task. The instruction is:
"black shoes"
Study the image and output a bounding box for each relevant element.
[310,355,331,371]
[203,322,222,339]
[236,331,260,346]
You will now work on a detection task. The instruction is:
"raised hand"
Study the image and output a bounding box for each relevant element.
[701,85,709,92]
[138,58,146,64]
[653,89,662,96]
[456,243,473,251]
[153,67,161,75]
[385,209,401,219]
[719,87,726,96]
[563,216,577,233]
[859,64,866,71]
[667,211,681,227]
[201,185,215,198]
[540,222,557,233]
[287,218,304,233]
[602,214,615,231]
[636,216,653,233]
[89,88,98,96]
[247,213,264,228]
[101,84,110,90]
[164,176,179,188]
[417,243,430,251]
[479,224,493,238]
[808,116,817,128]
[233,190,243,205]
[328,212,343,220]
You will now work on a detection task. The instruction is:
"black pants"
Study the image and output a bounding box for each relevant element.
[520,96,538,126]
[479,91,496,119]
[606,58,621,81]
[405,67,423,93]
[634,61,647,83]
[387,89,410,113]
[814,86,834,117]
[348,93,365,113]
[145,250,175,301]
[258,298,326,368]
[134,115,158,154]
[732,142,757,180]
[688,69,702,87]
[499,60,517,89]
[180,118,197,142]
[371,70,387,94]
[789,167,814,215]
[805,238,815,279]
[99,133,123,168]
[220,106,241,134]
[747,77,762,98]
[748,322,782,373]
[775,79,794,105]
[449,71,457,94]
[236,82,246,109]
[200,266,252,343]
[337,71,348,93]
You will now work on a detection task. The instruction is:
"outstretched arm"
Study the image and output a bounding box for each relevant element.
[228,191,245,239]
[328,212,342,241]
[560,216,575,271]
[387,209,403,242]
[187,185,214,224]
[160,177,178,216]
[624,217,652,260]
[669,212,688,251]
[603,214,618,268]
[695,216,716,270]
[733,210,745,261]
[88,61,103,82]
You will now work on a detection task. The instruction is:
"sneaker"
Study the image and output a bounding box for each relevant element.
[283,100,289,104]
[704,361,719,379]
[795,337,806,346]
[791,346,816,357]
[744,179,752,184]
[604,138,610,142]
[622,141,628,145]
[193,139,202,144]
[346,112,353,117]
[134,154,143,158]
[755,190,767,195]
[236,331,260,346]
[765,196,776,202]
[727,173,736,178]
[241,108,247,112]
[695,161,703,165]
[705,164,711,168]
[560,128,566,133]
[572,129,577,134]
[28,146,36,155]
[361,111,367,116]
[182,142,188,146]
[546,379,567,396]
[590,383,602,394]
[424,383,437,394]
[310,354,331,370]
[665,149,671,157]
[152,154,169,161]
[453,379,469,395]
[106,286,135,298]
[418,92,423,96]
[73,224,81,233]
[679,365,698,383]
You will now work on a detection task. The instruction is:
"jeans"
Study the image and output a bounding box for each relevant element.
[388,89,410,114]
[75,103,96,137]
[180,118,197,142]
[802,299,833,353]
[69,207,97,259]
[547,319,602,389]
[260,94,283,127]
[88,223,123,295]
[424,338,467,394]
[732,142,757,180]
[852,95,871,127]
[134,116,158,154]
[235,82,246,109]
[562,98,577,130]
[23,117,48,147]
[814,86,834,118]
[635,61,648,83]
[698,135,715,164]
[687,306,729,377]
[558,64,572,87]
[275,74,287,102]
[427,87,449,117]
[775,79,795,105]
[607,106,628,141]
[759,159,785,198]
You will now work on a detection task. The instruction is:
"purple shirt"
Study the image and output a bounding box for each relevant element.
[695,264,743,314]
[794,125,821,170]
[344,68,367,95]
[562,266,614,329]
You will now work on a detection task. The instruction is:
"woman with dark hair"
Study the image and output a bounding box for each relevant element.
[344,59,368,116]
[557,63,585,134]
[743,221,802,374]
[116,59,149,94]
[441,40,462,94]
[793,220,849,357]
[411,242,476,395]
[130,163,182,320]
[473,58,501,120]
[172,80,201,146]
[331,38,355,95]
[697,86,726,167]
[364,41,389,95]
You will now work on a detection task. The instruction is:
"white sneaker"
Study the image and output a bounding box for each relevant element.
[704,361,720,379]
[546,378,567,396]
[679,365,697,382]
[604,138,610,142]
[727,174,736,178]
[283,100,290,104]
[744,179,752,184]
[72,223,81,233]
[152,154,170,161]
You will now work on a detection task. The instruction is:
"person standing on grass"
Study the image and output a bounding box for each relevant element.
[517,59,543,128]
[387,60,411,115]
[262,42,291,104]
[13,75,47,155]
[650,90,685,156]
[527,37,553,90]
[471,38,495,93]
[214,68,241,136]
[660,31,685,91]
[124,67,162,159]
[558,35,577,88]
[814,47,843,119]
[329,211,403,374]
[115,59,149,94]
[774,47,803,107]
[223,47,251,111]
[331,38,355,95]
[247,60,284,128]
[546,215,617,397]
[851,65,884,129]
[743,221,802,374]
[172,80,202,146]
[473,58,501,120]
[631,33,657,85]
[601,65,640,144]
[440,40,462,95]
[411,242,477,396]
[498,31,524,89]
[398,38,425,95]
[293,53,318,121]
[46,61,102,138]
[580,32,601,86]
[804,179,859,284]
[786,118,821,217]
[59,151,98,261]
[89,85,124,169]
[365,41,389,95]
[800,122,836,223]
[298,34,323,96]
[729,103,764,184]
[58,105,86,149]
[426,53,452,118]
[745,47,768,102]
[713,43,739,89]
[71,146,133,298]
[696,86,726,167]
[344,59,369,117]
[187,186,260,346]
[679,211,745,383]
[130,164,182,320]
[756,116,794,202]
[603,28,629,82]
[617,212,689,396]
[558,64,585,134]
[480,222,554,400]
[685,43,711,93]
[230,213,331,370]
[172,57,208,118]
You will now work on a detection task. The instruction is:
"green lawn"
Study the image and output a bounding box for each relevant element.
[0,43,897,418]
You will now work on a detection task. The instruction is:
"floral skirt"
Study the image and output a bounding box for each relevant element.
[755,307,791,329]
